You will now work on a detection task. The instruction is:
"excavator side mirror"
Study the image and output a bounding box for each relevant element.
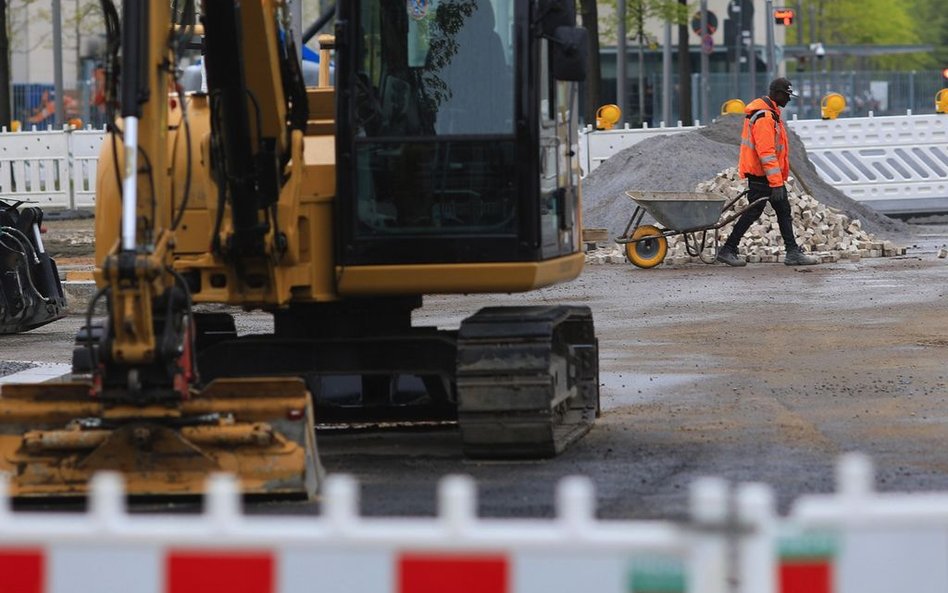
[538,0,576,36]
[550,26,588,82]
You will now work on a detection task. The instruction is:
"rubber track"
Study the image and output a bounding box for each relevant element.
[456,305,599,458]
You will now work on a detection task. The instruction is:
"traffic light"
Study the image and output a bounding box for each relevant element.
[774,8,795,25]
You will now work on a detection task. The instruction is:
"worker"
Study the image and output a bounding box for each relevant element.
[716,78,818,267]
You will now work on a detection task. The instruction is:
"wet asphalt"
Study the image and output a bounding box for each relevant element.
[2,225,946,520]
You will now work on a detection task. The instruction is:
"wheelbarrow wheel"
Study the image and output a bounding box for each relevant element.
[626,225,668,269]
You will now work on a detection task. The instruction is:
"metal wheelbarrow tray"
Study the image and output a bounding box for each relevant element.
[625,191,726,232]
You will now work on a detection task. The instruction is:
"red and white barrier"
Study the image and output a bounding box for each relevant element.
[5,454,948,593]
[0,473,730,593]
[784,454,948,593]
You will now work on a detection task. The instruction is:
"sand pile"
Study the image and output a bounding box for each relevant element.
[580,115,911,242]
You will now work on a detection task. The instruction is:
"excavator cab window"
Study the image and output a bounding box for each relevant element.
[338,0,561,265]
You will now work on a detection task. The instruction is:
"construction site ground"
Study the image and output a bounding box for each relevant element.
[1,219,947,519]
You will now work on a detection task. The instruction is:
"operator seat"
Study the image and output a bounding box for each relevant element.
[434,0,512,135]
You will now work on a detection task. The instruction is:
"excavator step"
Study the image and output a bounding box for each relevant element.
[0,377,323,499]
[456,306,599,458]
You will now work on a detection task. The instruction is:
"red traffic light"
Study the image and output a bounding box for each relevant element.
[774,8,795,25]
[942,67,948,79]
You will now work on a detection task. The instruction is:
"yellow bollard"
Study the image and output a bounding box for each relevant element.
[937,89,948,114]
[720,99,745,116]
[821,93,847,119]
[595,104,621,130]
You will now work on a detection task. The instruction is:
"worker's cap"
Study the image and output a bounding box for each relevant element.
[769,77,799,98]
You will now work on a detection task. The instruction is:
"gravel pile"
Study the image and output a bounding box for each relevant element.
[0,361,34,378]
[580,114,911,242]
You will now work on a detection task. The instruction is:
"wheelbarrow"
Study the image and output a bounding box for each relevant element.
[615,190,768,268]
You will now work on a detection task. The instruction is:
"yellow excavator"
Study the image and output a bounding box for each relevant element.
[0,0,598,499]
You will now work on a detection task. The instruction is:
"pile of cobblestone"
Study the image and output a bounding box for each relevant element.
[586,167,906,266]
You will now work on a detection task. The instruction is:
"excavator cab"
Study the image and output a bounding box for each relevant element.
[336,0,588,276]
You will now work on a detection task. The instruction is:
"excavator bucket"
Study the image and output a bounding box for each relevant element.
[0,377,322,499]
[0,200,67,334]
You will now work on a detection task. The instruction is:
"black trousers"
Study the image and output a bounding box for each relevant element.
[723,176,799,251]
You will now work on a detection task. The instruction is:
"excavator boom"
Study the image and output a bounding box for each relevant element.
[0,0,322,499]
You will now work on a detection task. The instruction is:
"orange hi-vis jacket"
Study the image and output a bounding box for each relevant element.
[738,97,789,188]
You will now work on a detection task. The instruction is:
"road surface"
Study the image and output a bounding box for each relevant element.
[2,226,946,520]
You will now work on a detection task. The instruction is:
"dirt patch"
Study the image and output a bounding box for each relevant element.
[0,361,34,377]
[42,218,96,259]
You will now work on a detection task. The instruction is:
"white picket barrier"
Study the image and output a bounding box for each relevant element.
[0,473,731,593]
[8,454,948,592]
[785,453,948,593]
[0,126,106,209]
[789,113,948,215]
[0,127,72,207]
[68,128,107,208]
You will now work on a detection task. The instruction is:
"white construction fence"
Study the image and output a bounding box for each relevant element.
[0,125,105,209]
[3,114,946,216]
[578,112,948,216]
[3,454,948,593]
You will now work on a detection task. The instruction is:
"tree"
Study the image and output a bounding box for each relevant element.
[789,0,923,70]
[907,0,948,68]
[604,0,687,125]
[0,0,10,128]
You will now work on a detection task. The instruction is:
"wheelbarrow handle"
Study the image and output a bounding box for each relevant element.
[721,189,750,212]
[714,191,771,229]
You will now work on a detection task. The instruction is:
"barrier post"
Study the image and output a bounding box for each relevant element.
[689,477,730,593]
[737,483,777,593]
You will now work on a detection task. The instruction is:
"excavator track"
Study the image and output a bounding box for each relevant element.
[456,306,599,458]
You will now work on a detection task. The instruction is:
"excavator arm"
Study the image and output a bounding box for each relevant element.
[0,0,322,499]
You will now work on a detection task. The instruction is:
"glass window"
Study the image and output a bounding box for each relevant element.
[356,0,515,137]
[355,140,517,235]
[351,0,519,239]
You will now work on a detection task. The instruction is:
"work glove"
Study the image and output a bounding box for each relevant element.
[770,184,788,204]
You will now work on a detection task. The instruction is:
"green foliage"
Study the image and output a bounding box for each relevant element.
[787,0,929,70]
[601,0,689,45]
[907,0,948,66]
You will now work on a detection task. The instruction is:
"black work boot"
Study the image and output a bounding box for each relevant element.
[716,245,746,267]
[784,247,818,266]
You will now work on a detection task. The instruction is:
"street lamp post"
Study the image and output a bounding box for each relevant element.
[53,0,64,126]
[699,0,709,124]
[765,0,776,81]
[617,0,626,125]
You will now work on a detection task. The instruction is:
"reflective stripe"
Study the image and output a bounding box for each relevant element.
[760,155,777,163]
[742,138,756,149]
[765,167,781,176]
[750,111,769,124]
[775,143,784,153]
